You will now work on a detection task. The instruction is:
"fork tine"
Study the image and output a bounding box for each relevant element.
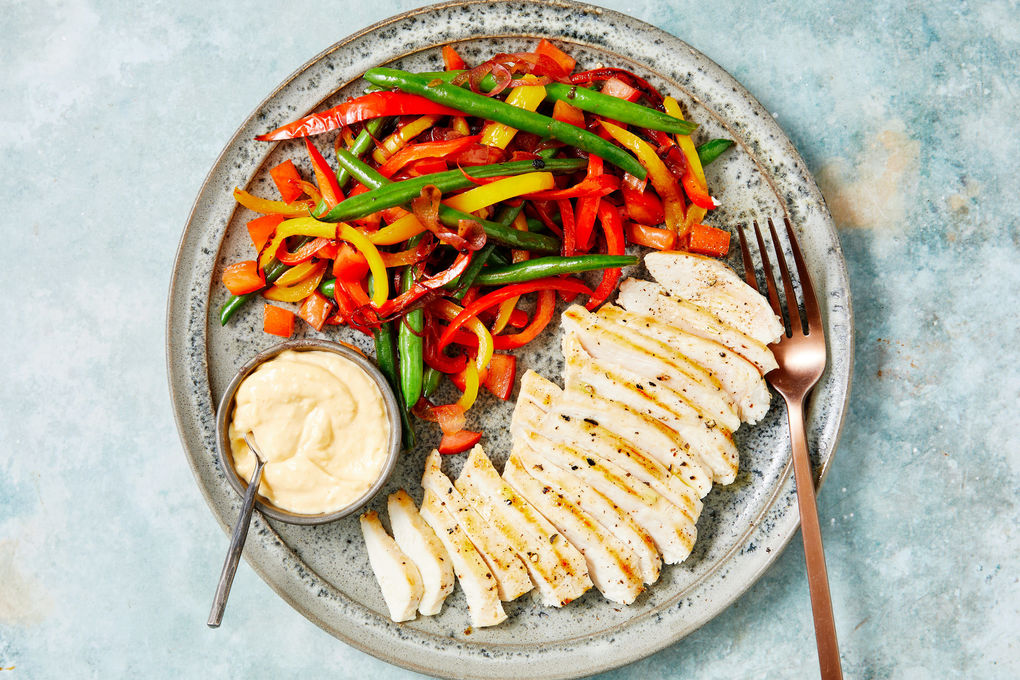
[736,223,761,293]
[752,220,783,320]
[768,217,803,335]
[783,217,821,335]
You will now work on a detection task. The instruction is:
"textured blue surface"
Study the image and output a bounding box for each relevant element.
[1,0,1017,678]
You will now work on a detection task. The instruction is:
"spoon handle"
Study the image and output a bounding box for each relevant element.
[207,458,266,628]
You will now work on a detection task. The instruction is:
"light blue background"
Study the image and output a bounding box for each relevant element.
[1,0,1017,678]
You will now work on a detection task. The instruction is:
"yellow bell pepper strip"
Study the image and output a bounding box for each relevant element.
[372,114,443,164]
[480,76,547,149]
[233,187,314,217]
[263,261,327,302]
[430,298,494,374]
[443,172,554,212]
[258,217,388,306]
[455,360,480,411]
[662,96,715,213]
[599,120,686,233]
[451,115,471,136]
[274,260,321,287]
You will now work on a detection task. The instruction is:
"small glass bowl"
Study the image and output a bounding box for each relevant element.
[215,339,402,525]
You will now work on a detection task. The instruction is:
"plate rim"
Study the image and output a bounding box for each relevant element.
[166,1,854,676]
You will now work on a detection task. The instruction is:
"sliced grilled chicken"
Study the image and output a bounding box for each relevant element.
[419,490,507,628]
[599,304,771,424]
[420,450,532,601]
[562,305,740,432]
[387,490,455,616]
[561,333,738,486]
[511,441,662,585]
[456,445,592,607]
[644,251,784,345]
[517,430,696,564]
[555,387,716,496]
[618,279,778,374]
[504,454,645,605]
[359,511,424,623]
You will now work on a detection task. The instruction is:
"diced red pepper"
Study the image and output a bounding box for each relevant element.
[601,76,641,102]
[433,404,467,435]
[255,92,464,141]
[482,354,517,400]
[222,261,265,295]
[438,429,481,454]
[535,39,576,74]
[246,214,285,252]
[332,242,370,280]
[552,100,585,128]
[298,291,332,331]
[622,186,665,225]
[269,160,303,203]
[442,45,467,71]
[263,304,294,337]
[450,363,488,392]
[686,224,731,257]
[507,308,529,328]
[625,222,676,250]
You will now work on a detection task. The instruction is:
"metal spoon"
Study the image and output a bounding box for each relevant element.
[207,431,267,628]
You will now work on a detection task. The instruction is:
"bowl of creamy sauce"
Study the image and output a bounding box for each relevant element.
[216,340,402,524]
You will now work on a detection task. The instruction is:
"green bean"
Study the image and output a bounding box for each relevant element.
[697,139,735,167]
[362,68,646,178]
[332,149,562,252]
[372,319,415,450]
[486,249,511,267]
[473,255,638,286]
[336,117,386,189]
[420,70,697,136]
[525,217,547,233]
[422,366,442,399]
[448,243,496,298]
[397,236,425,410]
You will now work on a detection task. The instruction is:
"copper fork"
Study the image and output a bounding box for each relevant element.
[738,217,843,679]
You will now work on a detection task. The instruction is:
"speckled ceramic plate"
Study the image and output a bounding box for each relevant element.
[167,1,853,677]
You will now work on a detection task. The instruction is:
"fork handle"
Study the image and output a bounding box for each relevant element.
[785,395,843,680]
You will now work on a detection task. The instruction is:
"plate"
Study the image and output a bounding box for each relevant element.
[167,1,853,677]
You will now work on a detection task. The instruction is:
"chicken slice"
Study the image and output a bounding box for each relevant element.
[420,450,532,601]
[562,334,739,485]
[511,439,662,585]
[359,511,423,623]
[517,431,696,564]
[644,251,784,345]
[599,304,771,424]
[503,454,645,605]
[456,445,592,607]
[387,490,455,616]
[419,490,507,628]
[562,305,740,432]
[618,279,778,374]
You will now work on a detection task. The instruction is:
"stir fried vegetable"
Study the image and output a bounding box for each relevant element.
[219,40,738,448]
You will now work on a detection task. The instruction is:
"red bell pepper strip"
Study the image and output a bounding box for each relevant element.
[423,322,469,374]
[686,223,731,257]
[438,429,481,454]
[625,221,676,250]
[246,214,284,252]
[491,289,557,349]
[440,278,591,349]
[535,39,576,73]
[269,160,303,203]
[377,135,481,178]
[586,202,626,310]
[298,291,333,331]
[442,45,467,71]
[482,353,517,399]
[222,261,265,295]
[569,68,664,108]
[374,252,473,318]
[681,170,716,210]
[433,403,467,435]
[403,158,449,176]
[558,199,576,256]
[304,138,344,208]
[274,236,332,266]
[574,155,604,250]
[263,304,295,337]
[523,174,619,200]
[621,185,665,225]
[255,92,464,141]
[332,242,370,280]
